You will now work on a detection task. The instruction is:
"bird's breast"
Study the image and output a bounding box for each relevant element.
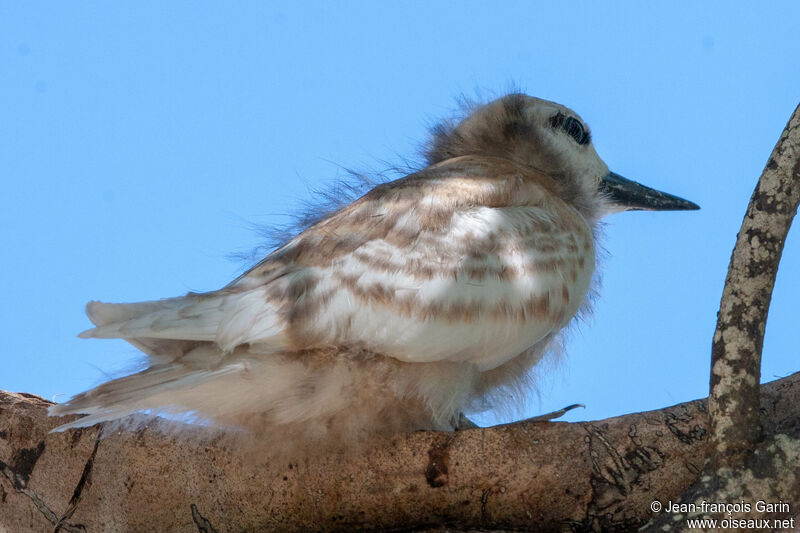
[291,202,596,371]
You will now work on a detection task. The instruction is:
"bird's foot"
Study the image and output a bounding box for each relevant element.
[523,403,585,422]
[454,412,479,430]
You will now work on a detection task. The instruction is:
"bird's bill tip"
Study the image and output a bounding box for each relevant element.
[601,172,700,211]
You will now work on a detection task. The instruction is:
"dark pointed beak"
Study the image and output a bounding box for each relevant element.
[600,172,700,211]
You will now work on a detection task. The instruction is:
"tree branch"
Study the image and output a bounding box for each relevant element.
[709,102,800,468]
[1,374,799,532]
[638,104,800,532]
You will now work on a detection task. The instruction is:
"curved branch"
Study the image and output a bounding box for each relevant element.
[709,102,800,468]
[638,104,800,532]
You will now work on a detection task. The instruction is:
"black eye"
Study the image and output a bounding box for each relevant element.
[564,117,589,145]
[548,112,590,145]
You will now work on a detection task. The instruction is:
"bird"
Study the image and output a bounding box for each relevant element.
[49,93,699,455]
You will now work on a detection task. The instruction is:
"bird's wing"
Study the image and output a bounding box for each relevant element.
[79,156,594,370]
[269,156,595,370]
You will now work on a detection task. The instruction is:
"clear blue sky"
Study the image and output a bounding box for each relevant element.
[2,2,798,425]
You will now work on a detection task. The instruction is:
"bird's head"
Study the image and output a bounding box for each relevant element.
[426,93,699,220]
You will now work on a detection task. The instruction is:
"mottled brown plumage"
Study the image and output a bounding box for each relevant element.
[50,94,698,455]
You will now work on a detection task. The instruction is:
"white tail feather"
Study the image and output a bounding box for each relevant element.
[78,291,289,353]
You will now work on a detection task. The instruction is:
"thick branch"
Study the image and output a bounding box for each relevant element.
[2,374,800,532]
[710,102,800,467]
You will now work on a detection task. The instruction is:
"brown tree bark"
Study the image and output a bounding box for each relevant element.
[2,103,798,533]
[0,374,797,533]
